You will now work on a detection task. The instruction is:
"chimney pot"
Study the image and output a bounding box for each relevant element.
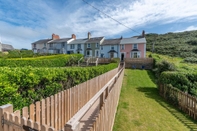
[52,33,60,40]
[142,30,145,37]
[72,34,76,39]
[88,32,91,39]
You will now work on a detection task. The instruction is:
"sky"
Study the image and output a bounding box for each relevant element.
[0,0,197,49]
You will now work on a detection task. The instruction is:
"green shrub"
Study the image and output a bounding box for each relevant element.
[0,54,83,67]
[154,60,176,77]
[0,63,118,110]
[159,71,197,97]
[183,57,197,63]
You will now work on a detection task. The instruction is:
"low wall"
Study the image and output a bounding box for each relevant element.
[124,58,153,69]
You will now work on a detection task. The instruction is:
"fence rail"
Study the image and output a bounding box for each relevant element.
[159,84,197,120]
[89,65,124,131]
[0,67,119,131]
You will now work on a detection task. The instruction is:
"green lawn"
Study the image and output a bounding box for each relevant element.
[113,69,197,131]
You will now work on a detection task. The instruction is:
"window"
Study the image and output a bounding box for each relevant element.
[131,52,140,58]
[96,43,99,48]
[111,45,114,50]
[96,50,99,57]
[44,43,46,47]
[87,43,91,48]
[70,44,75,49]
[101,46,103,50]
[62,43,65,48]
[33,44,36,48]
[121,45,124,50]
[134,52,138,58]
[49,43,53,48]
[133,44,137,49]
[77,44,81,49]
[101,54,104,58]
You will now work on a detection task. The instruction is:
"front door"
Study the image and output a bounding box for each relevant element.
[110,53,114,58]
[121,53,124,61]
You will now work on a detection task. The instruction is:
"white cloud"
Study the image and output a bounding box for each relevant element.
[1,0,197,49]
[174,26,197,32]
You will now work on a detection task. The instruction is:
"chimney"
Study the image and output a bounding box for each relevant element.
[72,34,76,39]
[142,30,145,37]
[52,33,60,40]
[88,32,91,39]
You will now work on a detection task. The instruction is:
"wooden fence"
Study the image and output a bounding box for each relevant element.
[159,84,197,120]
[89,65,124,131]
[124,58,153,69]
[0,67,119,131]
[64,63,124,131]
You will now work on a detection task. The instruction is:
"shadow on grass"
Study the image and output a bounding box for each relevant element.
[137,87,197,131]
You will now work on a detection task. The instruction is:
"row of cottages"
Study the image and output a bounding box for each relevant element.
[31,31,146,59]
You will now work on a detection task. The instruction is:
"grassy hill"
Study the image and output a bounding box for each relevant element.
[146,30,197,60]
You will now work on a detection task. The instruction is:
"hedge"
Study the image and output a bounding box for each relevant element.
[159,71,197,97]
[0,54,83,67]
[0,63,118,110]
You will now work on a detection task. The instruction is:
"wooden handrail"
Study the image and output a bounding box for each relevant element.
[65,65,124,131]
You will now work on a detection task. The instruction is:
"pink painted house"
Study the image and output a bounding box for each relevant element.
[120,31,146,60]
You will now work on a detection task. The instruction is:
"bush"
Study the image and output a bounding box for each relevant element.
[0,54,83,67]
[0,63,118,110]
[154,60,176,77]
[183,57,197,63]
[159,71,197,97]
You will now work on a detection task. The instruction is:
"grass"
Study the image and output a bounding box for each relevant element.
[113,69,197,131]
[147,51,197,71]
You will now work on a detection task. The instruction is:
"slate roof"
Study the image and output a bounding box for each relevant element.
[102,38,121,45]
[68,39,88,44]
[2,44,14,51]
[86,37,104,43]
[32,39,52,45]
[48,38,71,43]
[120,36,146,44]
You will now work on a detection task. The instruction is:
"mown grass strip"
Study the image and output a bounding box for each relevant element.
[113,69,197,131]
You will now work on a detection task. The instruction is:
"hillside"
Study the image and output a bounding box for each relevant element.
[146,30,197,59]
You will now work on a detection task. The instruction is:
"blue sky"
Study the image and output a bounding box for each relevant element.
[0,0,197,49]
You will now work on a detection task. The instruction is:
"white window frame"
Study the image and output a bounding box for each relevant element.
[131,51,140,58]
[70,44,75,49]
[77,44,81,49]
[111,45,115,50]
[96,43,99,48]
[101,46,103,50]
[62,43,65,48]
[87,43,91,48]
[121,44,124,50]
[95,50,99,57]
[133,44,138,49]
[49,43,53,48]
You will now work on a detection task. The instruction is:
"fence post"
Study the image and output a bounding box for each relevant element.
[0,104,13,131]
